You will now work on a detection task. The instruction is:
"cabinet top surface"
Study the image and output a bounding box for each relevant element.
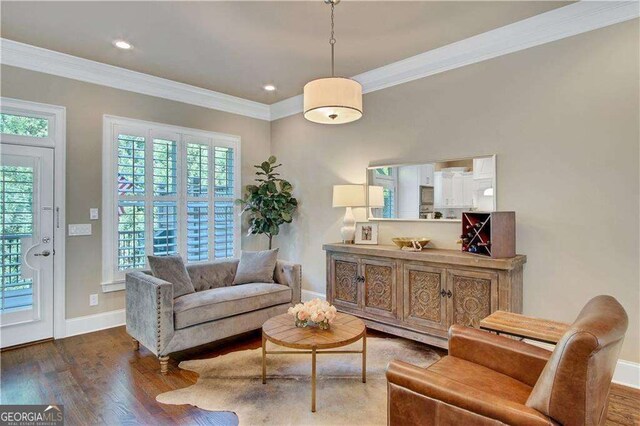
[322,243,526,270]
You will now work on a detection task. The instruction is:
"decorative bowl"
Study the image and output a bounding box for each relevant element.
[392,237,431,250]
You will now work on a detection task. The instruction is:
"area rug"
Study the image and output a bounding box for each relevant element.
[156,337,440,425]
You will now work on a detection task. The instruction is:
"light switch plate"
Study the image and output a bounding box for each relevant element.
[89,294,98,306]
[68,224,92,236]
[90,208,99,220]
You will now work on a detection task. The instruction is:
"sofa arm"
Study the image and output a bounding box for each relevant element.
[386,360,554,426]
[125,271,174,356]
[274,260,302,304]
[448,325,551,387]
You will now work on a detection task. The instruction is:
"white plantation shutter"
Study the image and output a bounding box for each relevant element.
[102,117,241,287]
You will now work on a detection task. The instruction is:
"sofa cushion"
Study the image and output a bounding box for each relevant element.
[173,283,292,329]
[232,249,279,285]
[148,255,195,298]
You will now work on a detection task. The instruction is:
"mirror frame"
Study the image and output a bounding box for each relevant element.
[366,154,497,223]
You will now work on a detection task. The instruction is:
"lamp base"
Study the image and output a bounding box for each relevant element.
[340,207,356,244]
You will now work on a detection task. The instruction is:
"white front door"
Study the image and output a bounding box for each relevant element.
[0,143,55,348]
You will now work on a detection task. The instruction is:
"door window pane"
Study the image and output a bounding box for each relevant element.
[187,202,208,262]
[153,139,177,196]
[117,134,145,196]
[117,201,145,270]
[187,144,208,197]
[0,165,34,311]
[153,202,177,256]
[0,113,48,138]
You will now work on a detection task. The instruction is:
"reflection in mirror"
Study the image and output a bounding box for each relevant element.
[367,155,496,221]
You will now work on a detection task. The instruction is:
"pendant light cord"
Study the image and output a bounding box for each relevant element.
[330,2,336,77]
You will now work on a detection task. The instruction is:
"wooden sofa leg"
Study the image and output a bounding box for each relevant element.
[132,338,140,351]
[159,356,170,374]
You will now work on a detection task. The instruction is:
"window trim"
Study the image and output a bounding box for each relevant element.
[101,115,241,292]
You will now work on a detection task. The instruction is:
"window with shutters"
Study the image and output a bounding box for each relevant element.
[102,116,241,289]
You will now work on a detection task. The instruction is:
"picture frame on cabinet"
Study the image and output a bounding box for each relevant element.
[355,222,379,245]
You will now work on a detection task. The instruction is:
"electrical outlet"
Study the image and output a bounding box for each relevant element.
[89,294,98,306]
[90,208,99,220]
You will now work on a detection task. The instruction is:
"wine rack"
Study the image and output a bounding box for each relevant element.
[461,211,516,258]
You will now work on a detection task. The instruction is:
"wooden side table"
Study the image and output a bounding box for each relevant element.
[479,310,570,344]
[261,312,367,412]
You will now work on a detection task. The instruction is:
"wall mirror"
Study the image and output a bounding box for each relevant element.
[366,155,496,222]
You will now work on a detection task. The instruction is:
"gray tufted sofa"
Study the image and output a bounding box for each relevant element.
[125,258,301,373]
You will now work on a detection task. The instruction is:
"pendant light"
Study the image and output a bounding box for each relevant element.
[303,0,363,125]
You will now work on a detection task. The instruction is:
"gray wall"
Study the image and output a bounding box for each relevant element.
[271,21,640,362]
[0,65,271,318]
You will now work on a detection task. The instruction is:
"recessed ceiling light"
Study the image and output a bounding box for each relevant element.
[113,40,133,50]
[263,84,276,92]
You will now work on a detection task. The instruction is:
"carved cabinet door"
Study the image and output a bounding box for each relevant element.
[402,263,448,333]
[362,258,397,318]
[446,269,498,328]
[329,254,361,311]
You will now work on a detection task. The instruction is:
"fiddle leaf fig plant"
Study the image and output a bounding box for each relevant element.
[236,156,298,249]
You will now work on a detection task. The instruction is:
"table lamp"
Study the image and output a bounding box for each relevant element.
[368,185,384,218]
[333,184,366,243]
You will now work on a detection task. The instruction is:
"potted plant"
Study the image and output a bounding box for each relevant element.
[236,156,298,249]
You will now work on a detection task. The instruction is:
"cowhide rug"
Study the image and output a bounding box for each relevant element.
[156,337,440,425]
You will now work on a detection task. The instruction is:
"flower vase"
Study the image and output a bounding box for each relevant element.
[295,318,308,328]
[318,320,331,330]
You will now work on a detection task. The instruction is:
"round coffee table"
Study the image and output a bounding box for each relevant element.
[261,312,366,412]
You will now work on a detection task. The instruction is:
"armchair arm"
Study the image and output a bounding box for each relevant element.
[448,325,551,387]
[125,271,174,356]
[274,260,302,304]
[386,360,554,426]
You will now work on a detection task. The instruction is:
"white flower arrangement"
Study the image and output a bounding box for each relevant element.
[287,298,338,330]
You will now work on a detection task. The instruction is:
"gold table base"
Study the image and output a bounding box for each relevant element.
[261,331,367,412]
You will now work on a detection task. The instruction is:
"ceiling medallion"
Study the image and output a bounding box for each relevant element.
[303,0,363,125]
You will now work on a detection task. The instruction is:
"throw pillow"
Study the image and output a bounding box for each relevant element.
[148,255,195,298]
[232,249,279,285]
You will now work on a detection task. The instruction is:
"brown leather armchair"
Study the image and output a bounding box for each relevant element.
[386,295,628,426]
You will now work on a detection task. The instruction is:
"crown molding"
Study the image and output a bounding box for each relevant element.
[2,2,638,123]
[0,38,271,121]
[270,1,640,121]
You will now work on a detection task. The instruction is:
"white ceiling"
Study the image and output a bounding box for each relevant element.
[1,1,570,104]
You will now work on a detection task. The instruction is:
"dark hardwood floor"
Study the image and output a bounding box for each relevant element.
[1,326,638,426]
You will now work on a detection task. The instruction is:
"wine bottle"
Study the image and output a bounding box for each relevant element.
[474,221,484,229]
[468,245,478,253]
[477,241,491,247]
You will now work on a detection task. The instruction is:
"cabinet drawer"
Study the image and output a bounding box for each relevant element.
[447,269,498,328]
[403,263,448,332]
[362,258,397,319]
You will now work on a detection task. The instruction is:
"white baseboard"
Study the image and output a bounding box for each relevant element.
[613,360,640,389]
[301,289,326,302]
[64,309,126,338]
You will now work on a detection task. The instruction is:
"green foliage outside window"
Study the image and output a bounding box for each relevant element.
[0,113,48,137]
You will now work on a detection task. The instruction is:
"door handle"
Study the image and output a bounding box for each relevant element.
[446,290,452,298]
[440,289,447,298]
[34,250,51,257]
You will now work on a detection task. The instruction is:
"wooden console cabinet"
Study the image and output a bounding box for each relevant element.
[324,243,526,349]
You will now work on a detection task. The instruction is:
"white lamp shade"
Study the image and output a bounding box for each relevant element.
[368,185,385,208]
[483,187,494,196]
[304,77,363,124]
[332,184,366,208]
